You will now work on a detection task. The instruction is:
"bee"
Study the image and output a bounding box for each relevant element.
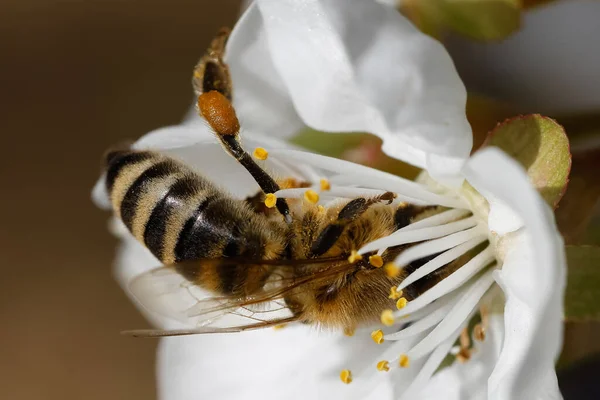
[104,29,459,336]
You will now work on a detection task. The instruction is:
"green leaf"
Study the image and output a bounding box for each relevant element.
[403,0,521,41]
[565,246,600,321]
[484,114,571,208]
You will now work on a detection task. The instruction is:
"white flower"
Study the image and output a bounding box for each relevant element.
[92,0,566,399]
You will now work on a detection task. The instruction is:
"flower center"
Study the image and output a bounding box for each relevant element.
[259,147,499,392]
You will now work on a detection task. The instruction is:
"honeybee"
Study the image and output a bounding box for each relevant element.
[104,29,457,337]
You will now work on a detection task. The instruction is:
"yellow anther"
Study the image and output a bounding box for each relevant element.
[319,178,331,191]
[368,254,384,268]
[264,193,277,208]
[384,262,400,278]
[253,147,269,160]
[343,327,355,337]
[340,369,352,384]
[399,354,410,368]
[273,324,287,330]
[395,297,408,310]
[304,189,319,204]
[473,323,486,342]
[370,329,384,344]
[389,287,403,300]
[348,250,363,263]
[317,204,325,213]
[456,348,471,363]
[380,309,395,326]
[376,360,390,372]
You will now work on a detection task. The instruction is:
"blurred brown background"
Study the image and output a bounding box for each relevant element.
[0,1,241,399]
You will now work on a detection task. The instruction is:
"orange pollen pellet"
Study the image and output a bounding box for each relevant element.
[380,309,395,326]
[264,193,277,208]
[343,327,355,337]
[340,369,352,384]
[253,147,268,160]
[376,360,390,372]
[197,91,240,136]
[389,287,402,300]
[304,189,319,204]
[384,262,400,278]
[396,297,408,310]
[473,323,486,341]
[371,329,384,344]
[368,255,384,268]
[348,250,363,263]
[320,178,331,191]
[399,354,410,368]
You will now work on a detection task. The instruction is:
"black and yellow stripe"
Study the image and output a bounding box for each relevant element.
[104,150,286,278]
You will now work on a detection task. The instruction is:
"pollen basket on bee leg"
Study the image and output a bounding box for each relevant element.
[197,91,240,136]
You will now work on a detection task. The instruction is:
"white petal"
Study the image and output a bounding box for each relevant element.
[157,327,402,400]
[225,3,305,138]
[420,312,506,400]
[252,0,471,174]
[463,147,565,400]
[399,325,463,400]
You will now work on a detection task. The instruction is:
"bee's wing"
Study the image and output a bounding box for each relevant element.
[126,256,351,336]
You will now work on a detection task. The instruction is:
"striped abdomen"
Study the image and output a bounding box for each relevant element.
[104,150,286,268]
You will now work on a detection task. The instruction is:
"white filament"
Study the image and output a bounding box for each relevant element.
[358,216,479,255]
[398,235,488,290]
[393,247,496,319]
[392,226,487,266]
[407,269,495,359]
[271,149,467,208]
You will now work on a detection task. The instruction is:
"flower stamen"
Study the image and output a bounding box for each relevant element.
[348,250,362,263]
[264,193,277,208]
[473,324,486,342]
[384,263,400,278]
[304,189,319,204]
[389,287,402,300]
[368,255,384,268]
[339,369,352,384]
[455,327,472,363]
[252,147,268,160]
[396,297,408,310]
[381,309,395,326]
[399,354,410,368]
[376,360,390,372]
[371,329,385,344]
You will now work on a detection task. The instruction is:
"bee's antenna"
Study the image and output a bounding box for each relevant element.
[197,91,292,224]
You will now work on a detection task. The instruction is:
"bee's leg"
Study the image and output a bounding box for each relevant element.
[244,178,310,216]
[192,27,232,100]
[308,192,396,257]
[195,30,292,224]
